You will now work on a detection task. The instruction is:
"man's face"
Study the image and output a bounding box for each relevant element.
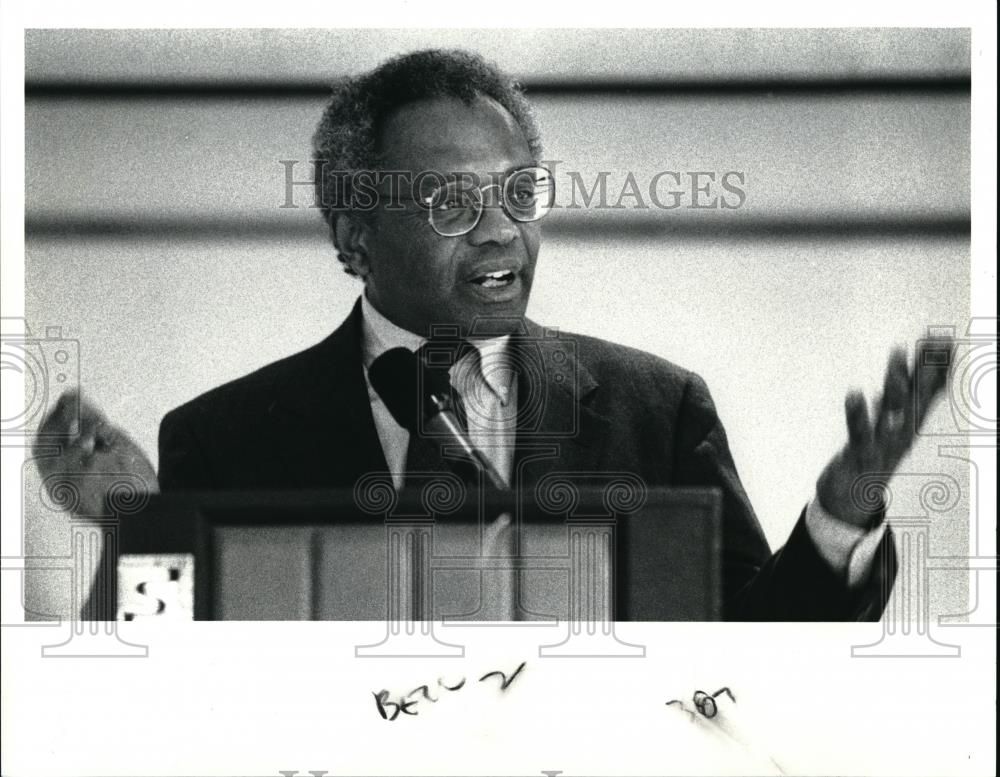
[360,95,541,338]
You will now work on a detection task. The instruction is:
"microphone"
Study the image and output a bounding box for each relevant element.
[368,347,509,491]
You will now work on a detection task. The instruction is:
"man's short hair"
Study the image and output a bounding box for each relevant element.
[312,48,543,274]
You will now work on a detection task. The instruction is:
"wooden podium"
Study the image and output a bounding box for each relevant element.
[107,480,721,622]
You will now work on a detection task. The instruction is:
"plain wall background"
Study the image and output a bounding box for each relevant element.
[19,29,972,619]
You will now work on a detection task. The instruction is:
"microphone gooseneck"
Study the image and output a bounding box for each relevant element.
[368,347,509,490]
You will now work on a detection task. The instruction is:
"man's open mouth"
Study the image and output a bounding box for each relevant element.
[469,270,517,288]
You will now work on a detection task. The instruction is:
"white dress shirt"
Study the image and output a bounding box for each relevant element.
[358,293,884,587]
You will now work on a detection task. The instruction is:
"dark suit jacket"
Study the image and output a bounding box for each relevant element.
[159,299,896,620]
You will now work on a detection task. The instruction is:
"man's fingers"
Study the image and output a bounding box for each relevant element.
[874,347,912,446]
[94,421,119,448]
[845,390,871,448]
[35,389,78,439]
[914,336,955,428]
[33,390,118,462]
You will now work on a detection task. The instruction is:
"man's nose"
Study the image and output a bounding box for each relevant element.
[466,186,518,247]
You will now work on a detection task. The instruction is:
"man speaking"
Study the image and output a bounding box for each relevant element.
[37,49,952,621]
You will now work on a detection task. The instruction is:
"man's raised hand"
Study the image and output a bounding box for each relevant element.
[816,337,954,527]
[32,389,158,518]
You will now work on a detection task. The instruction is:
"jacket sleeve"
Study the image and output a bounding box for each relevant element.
[672,372,897,621]
[158,405,216,491]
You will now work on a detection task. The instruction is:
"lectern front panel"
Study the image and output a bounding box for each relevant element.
[115,487,721,620]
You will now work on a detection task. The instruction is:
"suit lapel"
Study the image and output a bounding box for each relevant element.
[261,306,608,489]
[511,320,610,485]
[267,298,389,488]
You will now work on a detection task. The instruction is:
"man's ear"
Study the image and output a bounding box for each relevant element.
[333,215,374,279]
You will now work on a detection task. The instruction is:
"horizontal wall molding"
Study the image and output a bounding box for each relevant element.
[25,75,971,101]
[25,29,971,87]
[25,213,971,242]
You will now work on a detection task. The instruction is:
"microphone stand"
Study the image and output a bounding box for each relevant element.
[426,390,520,621]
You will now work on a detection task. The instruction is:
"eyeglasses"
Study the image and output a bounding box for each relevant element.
[413,166,555,237]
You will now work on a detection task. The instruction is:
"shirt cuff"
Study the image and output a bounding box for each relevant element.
[804,497,888,588]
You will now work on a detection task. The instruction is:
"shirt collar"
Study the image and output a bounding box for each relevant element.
[360,291,425,369]
[359,292,513,401]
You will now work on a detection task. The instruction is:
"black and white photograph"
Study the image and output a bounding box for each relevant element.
[1,5,996,776]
